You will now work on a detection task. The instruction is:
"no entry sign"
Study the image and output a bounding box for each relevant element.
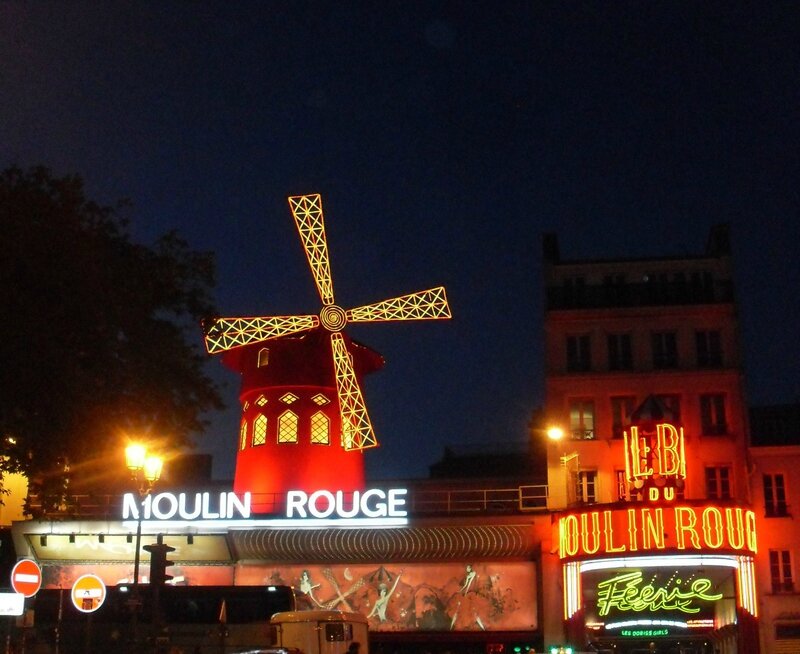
[10,559,42,598]
[71,574,106,613]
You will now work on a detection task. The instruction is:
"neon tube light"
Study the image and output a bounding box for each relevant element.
[579,554,740,573]
[606,619,688,630]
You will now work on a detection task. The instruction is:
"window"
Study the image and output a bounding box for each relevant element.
[655,394,682,423]
[615,470,629,501]
[695,330,722,367]
[577,470,597,504]
[310,412,330,445]
[610,396,636,439]
[569,400,595,440]
[700,394,727,435]
[776,624,800,639]
[607,334,633,370]
[770,550,794,593]
[652,331,678,369]
[564,276,586,304]
[325,623,353,642]
[277,411,298,443]
[705,466,732,499]
[567,335,591,372]
[239,420,248,451]
[257,347,269,367]
[764,474,789,517]
[252,414,267,446]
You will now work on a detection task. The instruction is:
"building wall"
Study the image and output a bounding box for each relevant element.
[541,227,756,651]
[543,228,749,509]
[750,445,800,654]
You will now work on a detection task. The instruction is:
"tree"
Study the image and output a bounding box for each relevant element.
[0,166,224,511]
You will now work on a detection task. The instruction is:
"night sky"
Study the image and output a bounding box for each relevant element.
[2,2,798,481]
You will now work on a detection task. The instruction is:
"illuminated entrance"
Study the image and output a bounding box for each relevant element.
[577,555,750,653]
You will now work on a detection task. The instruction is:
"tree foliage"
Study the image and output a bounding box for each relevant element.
[0,166,224,508]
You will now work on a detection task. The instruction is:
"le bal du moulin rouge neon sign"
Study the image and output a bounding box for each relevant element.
[558,421,757,559]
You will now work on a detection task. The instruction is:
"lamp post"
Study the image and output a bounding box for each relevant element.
[545,425,580,507]
[125,443,163,647]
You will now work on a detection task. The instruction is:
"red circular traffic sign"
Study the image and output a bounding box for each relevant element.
[71,574,106,613]
[10,559,42,598]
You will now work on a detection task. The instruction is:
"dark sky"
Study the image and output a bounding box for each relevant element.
[1,2,798,481]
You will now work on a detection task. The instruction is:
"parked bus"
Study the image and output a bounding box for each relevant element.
[29,584,299,653]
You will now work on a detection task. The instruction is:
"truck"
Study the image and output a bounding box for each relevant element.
[240,610,368,654]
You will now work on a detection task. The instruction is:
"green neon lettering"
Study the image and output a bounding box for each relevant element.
[596,571,723,617]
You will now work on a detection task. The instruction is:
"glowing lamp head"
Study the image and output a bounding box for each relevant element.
[143,456,163,483]
[125,444,147,471]
[547,426,565,441]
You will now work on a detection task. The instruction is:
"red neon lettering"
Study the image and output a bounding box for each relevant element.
[561,515,580,557]
[675,507,701,550]
[642,508,665,550]
[745,511,757,553]
[604,510,626,553]
[627,508,639,552]
[725,507,745,550]
[580,512,601,555]
[657,423,683,476]
[629,427,653,478]
[702,507,724,548]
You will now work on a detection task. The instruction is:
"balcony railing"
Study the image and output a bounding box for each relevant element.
[546,279,734,311]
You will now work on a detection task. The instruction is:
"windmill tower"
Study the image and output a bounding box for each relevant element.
[204,194,451,512]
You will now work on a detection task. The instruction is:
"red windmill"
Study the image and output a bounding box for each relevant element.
[204,194,451,512]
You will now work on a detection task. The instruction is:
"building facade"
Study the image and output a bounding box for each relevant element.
[541,225,759,653]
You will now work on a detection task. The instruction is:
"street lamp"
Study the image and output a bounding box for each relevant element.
[125,443,163,646]
[126,444,162,587]
[544,425,580,507]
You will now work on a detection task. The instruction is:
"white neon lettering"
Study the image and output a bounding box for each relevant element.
[308,490,336,518]
[178,493,202,520]
[201,492,220,519]
[151,493,178,520]
[388,488,408,516]
[335,491,359,518]
[361,489,387,518]
[283,488,408,521]
[122,493,140,520]
[286,491,308,518]
[228,492,251,519]
[122,491,251,521]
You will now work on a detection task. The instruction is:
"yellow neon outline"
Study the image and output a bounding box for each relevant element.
[331,332,377,451]
[204,192,452,453]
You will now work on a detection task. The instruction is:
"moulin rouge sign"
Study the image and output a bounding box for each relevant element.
[122,488,409,527]
[558,504,757,560]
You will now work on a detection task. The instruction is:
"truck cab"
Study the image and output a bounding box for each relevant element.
[265,610,368,654]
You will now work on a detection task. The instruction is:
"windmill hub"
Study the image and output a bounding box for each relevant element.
[320,304,347,332]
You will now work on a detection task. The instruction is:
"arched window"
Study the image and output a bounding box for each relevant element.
[252,414,267,446]
[278,411,298,443]
[239,420,248,451]
[257,348,269,367]
[310,412,330,445]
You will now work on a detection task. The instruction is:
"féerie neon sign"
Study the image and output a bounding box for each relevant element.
[596,570,722,616]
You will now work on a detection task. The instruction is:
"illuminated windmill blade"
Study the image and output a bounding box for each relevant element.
[330,332,378,451]
[346,286,452,323]
[288,194,336,306]
[203,314,320,354]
